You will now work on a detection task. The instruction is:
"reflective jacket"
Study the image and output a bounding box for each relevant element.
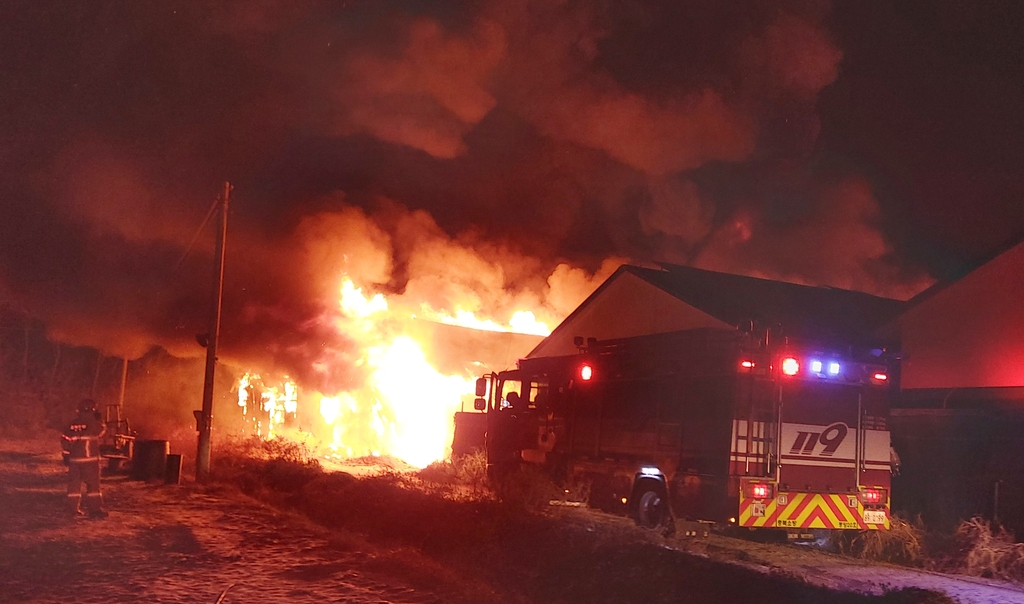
[62,411,106,462]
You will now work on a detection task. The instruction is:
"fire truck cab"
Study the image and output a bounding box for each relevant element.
[463,327,895,535]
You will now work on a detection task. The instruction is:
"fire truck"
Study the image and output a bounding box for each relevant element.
[458,327,895,535]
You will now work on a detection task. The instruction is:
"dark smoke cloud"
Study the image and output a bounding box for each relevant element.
[0,0,936,379]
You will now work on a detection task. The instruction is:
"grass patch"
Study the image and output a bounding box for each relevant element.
[417,451,491,500]
[210,441,954,603]
[212,436,323,501]
[835,511,1024,585]
[838,514,927,565]
[932,516,1024,581]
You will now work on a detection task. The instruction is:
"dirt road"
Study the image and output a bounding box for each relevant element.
[0,441,494,604]
[3,437,1022,604]
[672,530,1024,604]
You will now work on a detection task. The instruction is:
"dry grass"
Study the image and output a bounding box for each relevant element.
[210,442,953,604]
[417,451,491,500]
[492,464,561,511]
[932,516,1024,581]
[212,436,323,498]
[835,512,1024,583]
[838,514,927,566]
[218,435,321,464]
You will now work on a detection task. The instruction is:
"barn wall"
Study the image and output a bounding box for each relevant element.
[899,242,1024,389]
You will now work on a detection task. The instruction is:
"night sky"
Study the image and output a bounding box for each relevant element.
[2,1,1024,379]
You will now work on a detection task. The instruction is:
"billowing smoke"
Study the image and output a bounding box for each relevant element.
[0,0,934,394]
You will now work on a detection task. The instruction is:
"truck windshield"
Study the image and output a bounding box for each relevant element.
[497,378,549,411]
[498,379,524,410]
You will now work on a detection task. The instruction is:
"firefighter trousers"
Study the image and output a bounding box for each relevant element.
[67,460,103,516]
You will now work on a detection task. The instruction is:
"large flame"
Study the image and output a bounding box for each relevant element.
[418,305,551,337]
[235,276,553,468]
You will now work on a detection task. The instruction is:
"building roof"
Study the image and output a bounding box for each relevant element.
[899,228,1024,312]
[640,263,907,343]
[531,263,906,358]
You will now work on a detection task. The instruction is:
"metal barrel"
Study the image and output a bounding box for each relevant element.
[165,453,183,485]
[131,440,170,482]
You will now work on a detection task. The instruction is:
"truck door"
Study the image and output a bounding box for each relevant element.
[777,381,862,493]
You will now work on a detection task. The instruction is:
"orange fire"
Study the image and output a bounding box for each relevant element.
[237,373,298,439]
[418,305,551,337]
[322,277,551,467]
[236,275,553,468]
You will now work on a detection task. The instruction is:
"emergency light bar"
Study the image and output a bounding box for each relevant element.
[775,352,889,386]
[809,359,843,377]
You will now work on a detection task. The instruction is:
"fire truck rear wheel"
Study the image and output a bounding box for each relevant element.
[634,487,669,529]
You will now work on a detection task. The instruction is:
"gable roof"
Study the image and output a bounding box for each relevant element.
[529,263,906,359]
[899,228,1024,312]
[642,263,907,342]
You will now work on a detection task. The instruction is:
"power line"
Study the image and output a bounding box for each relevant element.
[174,195,222,271]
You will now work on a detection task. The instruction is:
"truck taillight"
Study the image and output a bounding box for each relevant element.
[745,482,773,500]
[781,357,799,376]
[579,364,593,381]
[859,488,886,505]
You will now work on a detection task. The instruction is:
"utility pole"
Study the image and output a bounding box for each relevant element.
[117,357,128,409]
[196,181,231,481]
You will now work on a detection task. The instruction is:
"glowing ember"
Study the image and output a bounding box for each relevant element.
[236,372,298,439]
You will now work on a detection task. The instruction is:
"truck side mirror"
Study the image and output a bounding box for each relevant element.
[473,397,487,411]
[475,377,488,397]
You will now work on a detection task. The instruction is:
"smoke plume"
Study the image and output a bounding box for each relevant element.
[0,0,934,380]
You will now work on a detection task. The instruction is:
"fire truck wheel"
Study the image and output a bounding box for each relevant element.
[634,487,669,529]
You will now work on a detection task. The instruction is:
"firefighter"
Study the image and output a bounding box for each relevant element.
[61,398,108,519]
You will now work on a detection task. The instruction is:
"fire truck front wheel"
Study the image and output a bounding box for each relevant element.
[632,483,670,529]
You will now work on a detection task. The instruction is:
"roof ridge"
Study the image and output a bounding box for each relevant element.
[902,228,1024,311]
[651,261,904,302]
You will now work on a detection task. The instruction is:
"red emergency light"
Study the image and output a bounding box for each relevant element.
[579,364,594,381]
[740,360,755,369]
[781,357,800,376]
[872,372,888,382]
[744,482,773,500]
[859,488,886,505]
